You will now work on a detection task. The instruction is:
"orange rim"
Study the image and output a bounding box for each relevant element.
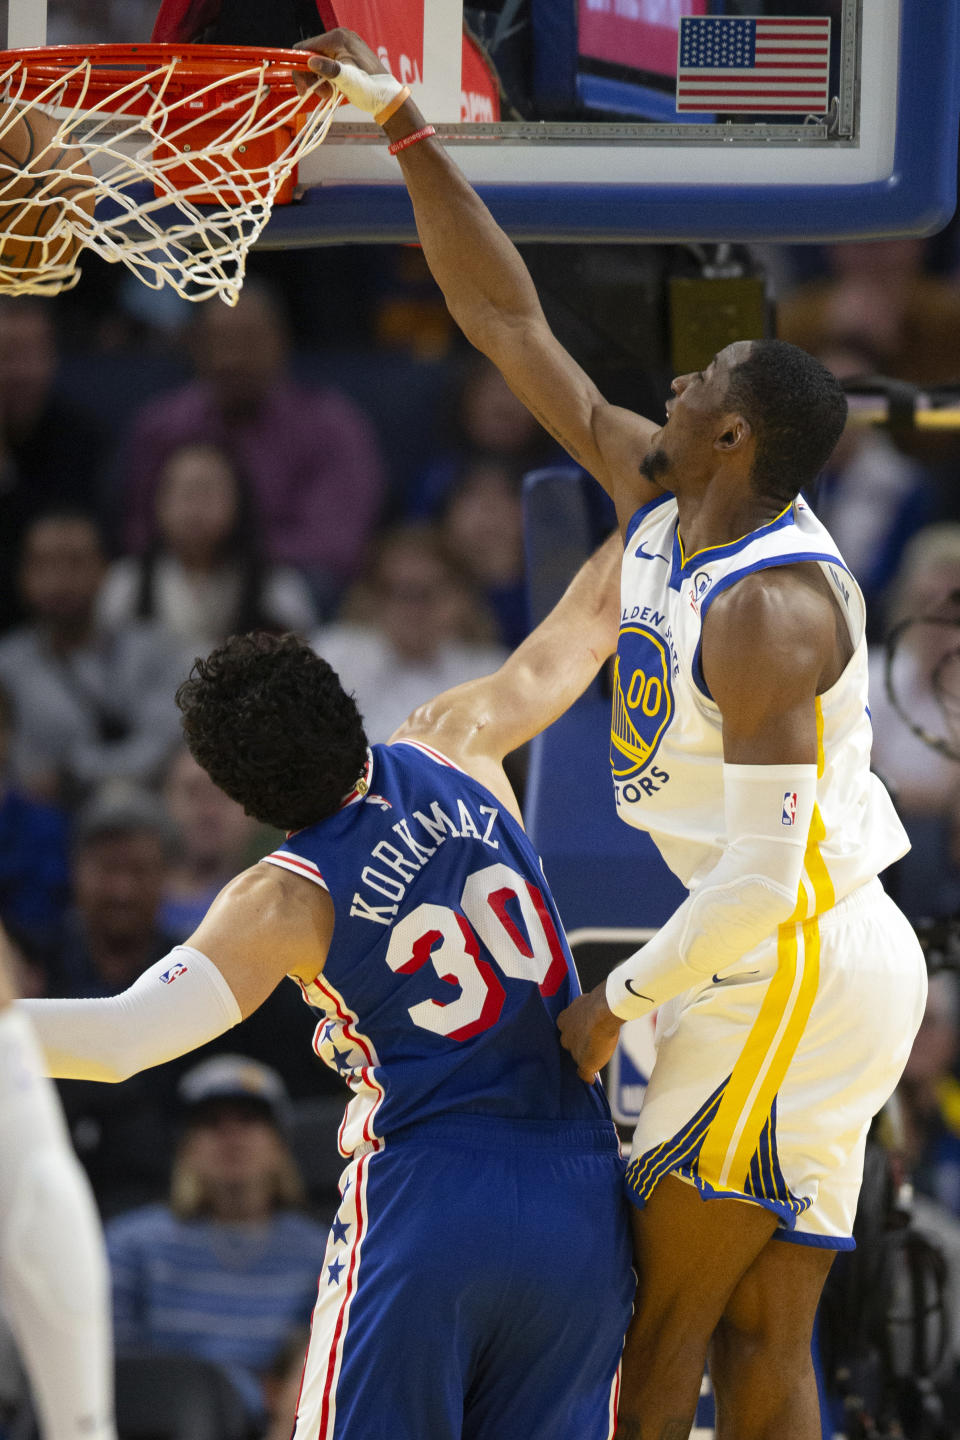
[0,42,318,104]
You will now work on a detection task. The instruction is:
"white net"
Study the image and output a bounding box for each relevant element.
[0,46,340,305]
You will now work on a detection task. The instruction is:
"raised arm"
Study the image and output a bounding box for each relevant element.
[391,531,622,818]
[297,31,661,530]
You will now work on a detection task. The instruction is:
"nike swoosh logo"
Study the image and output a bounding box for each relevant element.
[635,543,668,564]
[624,978,654,1003]
[712,969,760,985]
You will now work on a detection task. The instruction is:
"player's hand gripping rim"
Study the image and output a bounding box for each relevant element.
[294,30,402,117]
[557,984,624,1085]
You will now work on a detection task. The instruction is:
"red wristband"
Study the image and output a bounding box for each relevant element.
[388,125,437,156]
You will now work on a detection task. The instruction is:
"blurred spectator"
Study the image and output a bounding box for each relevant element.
[314,524,506,743]
[0,299,106,631]
[440,458,529,647]
[100,442,316,657]
[778,239,960,387]
[51,783,184,1214]
[0,680,70,945]
[119,281,387,613]
[867,524,960,818]
[52,783,177,998]
[0,512,185,806]
[160,746,263,937]
[106,1056,328,1431]
[406,353,560,518]
[897,973,960,1216]
[809,343,937,630]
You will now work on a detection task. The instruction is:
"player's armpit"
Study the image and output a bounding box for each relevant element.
[187,862,335,1011]
[700,567,838,765]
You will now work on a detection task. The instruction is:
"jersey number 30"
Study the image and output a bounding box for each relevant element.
[384,862,567,1041]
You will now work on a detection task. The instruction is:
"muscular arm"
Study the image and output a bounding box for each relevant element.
[20,866,334,1082]
[297,32,660,528]
[391,532,622,821]
[704,568,835,765]
[187,864,335,1009]
[559,568,842,1078]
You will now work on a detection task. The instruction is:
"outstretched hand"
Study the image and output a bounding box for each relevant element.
[557,984,624,1084]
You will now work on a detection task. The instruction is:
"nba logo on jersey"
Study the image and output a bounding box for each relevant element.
[781,792,798,827]
[159,960,188,984]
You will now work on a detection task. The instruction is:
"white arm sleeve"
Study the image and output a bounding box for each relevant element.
[18,946,242,1083]
[0,1007,117,1440]
[606,764,818,1020]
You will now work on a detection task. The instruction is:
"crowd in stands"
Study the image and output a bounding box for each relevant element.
[5,28,960,1409]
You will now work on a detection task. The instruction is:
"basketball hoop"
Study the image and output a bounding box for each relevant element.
[0,44,341,305]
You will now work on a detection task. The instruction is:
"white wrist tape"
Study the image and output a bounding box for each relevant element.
[327,60,405,118]
[606,763,818,1019]
[19,946,242,1083]
[0,1009,117,1439]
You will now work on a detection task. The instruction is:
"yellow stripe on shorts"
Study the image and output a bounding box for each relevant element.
[697,699,835,1194]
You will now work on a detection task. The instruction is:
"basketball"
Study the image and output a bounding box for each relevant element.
[0,100,96,288]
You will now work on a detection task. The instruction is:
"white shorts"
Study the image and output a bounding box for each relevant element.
[626,878,927,1249]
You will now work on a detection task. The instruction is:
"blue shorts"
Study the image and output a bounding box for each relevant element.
[293,1115,633,1440]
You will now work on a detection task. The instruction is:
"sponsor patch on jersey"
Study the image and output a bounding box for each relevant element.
[688,569,713,614]
[159,960,188,984]
[781,791,798,827]
[610,624,674,780]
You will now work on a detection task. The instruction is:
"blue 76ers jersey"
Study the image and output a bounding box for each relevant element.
[261,740,610,1155]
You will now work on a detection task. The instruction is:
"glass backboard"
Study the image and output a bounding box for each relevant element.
[4,0,958,246]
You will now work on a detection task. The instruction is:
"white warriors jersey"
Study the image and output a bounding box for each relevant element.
[611,492,909,907]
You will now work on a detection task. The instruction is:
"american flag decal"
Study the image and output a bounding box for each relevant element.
[676,16,831,115]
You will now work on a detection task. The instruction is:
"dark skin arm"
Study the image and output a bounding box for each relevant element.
[557,565,847,1081]
[296,30,660,533]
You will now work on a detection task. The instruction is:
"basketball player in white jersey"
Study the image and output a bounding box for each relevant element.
[0,929,116,1440]
[296,32,928,1440]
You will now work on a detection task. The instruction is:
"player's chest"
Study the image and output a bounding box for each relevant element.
[619,540,720,690]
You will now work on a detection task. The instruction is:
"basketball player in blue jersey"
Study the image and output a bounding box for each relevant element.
[293,29,929,1440]
[19,535,633,1440]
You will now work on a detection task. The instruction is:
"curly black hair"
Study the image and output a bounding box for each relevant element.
[176,632,368,833]
[725,339,849,507]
